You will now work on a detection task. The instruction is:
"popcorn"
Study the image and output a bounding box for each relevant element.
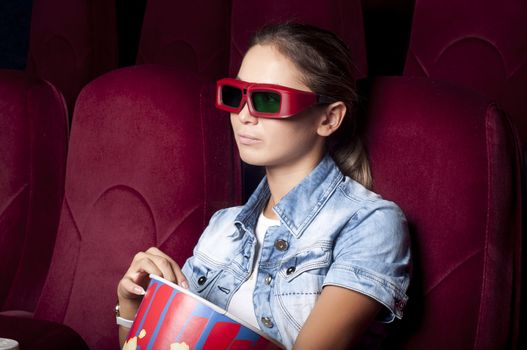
[170,342,190,350]
[122,336,137,350]
[122,329,146,350]
[139,329,147,339]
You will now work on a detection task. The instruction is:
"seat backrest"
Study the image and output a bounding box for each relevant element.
[229,0,368,79]
[34,64,240,349]
[26,0,118,113]
[137,0,231,80]
[0,69,68,312]
[404,0,527,143]
[364,77,522,349]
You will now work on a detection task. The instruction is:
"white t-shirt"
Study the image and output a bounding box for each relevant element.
[227,210,280,329]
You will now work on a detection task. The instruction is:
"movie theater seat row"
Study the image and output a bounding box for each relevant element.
[0,65,522,349]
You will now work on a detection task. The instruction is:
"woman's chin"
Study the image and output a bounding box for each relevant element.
[238,152,269,167]
[239,157,266,167]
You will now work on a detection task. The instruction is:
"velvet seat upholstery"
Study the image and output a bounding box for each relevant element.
[404,0,527,143]
[1,73,522,350]
[26,0,118,113]
[403,2,527,346]
[137,0,231,81]
[0,69,68,313]
[32,64,240,349]
[364,77,522,349]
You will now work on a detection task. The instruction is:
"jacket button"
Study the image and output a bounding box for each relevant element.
[261,316,274,328]
[286,266,296,275]
[264,274,273,285]
[197,276,207,285]
[274,239,289,251]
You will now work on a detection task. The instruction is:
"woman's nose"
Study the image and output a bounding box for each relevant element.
[237,102,258,124]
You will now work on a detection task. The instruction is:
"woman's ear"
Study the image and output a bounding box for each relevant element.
[317,101,346,137]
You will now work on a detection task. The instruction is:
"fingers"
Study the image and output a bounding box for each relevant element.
[134,251,177,283]
[174,266,189,289]
[119,276,146,297]
[145,247,189,288]
[121,247,188,296]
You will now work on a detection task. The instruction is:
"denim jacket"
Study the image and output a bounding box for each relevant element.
[182,153,411,349]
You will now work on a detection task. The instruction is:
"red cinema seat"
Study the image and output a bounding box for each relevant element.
[364,77,522,349]
[33,64,240,349]
[137,0,231,80]
[229,0,368,79]
[26,0,118,113]
[0,70,68,313]
[404,0,527,143]
[0,315,88,349]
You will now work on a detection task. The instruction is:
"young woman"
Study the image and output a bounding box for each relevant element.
[117,22,411,349]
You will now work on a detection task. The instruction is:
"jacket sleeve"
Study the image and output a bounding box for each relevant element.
[323,200,412,322]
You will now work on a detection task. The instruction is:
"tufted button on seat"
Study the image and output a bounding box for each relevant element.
[197,276,207,285]
[286,266,296,275]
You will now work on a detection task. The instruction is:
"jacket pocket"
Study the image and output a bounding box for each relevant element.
[278,242,332,282]
[273,242,332,332]
[187,257,224,299]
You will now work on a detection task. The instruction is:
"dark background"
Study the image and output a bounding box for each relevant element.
[0,0,33,70]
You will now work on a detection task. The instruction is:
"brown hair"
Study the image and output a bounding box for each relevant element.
[249,22,372,189]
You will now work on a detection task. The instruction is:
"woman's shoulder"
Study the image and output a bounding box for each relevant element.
[190,206,245,260]
[207,205,244,225]
[199,206,245,238]
[328,176,409,243]
[336,176,405,216]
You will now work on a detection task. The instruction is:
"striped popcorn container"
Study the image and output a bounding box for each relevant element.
[123,274,285,350]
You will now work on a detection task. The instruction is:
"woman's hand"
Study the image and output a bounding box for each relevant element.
[117,247,188,346]
[118,246,188,302]
[117,247,188,308]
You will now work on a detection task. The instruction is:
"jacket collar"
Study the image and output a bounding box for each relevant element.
[234,153,344,239]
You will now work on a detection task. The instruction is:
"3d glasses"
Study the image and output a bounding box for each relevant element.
[215,78,335,118]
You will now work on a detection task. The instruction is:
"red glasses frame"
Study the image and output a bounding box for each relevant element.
[215,78,334,118]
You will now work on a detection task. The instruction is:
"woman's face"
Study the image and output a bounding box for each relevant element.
[231,44,326,169]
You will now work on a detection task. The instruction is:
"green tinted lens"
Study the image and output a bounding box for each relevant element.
[251,91,281,113]
[221,85,242,108]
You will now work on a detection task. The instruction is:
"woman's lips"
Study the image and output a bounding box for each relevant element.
[238,133,262,145]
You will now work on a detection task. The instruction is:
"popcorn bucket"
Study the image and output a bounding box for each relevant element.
[123,274,285,350]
